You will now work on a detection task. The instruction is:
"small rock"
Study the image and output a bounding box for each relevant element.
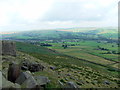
[66,73,71,76]
[50,66,56,70]
[70,76,75,80]
[21,66,28,70]
[104,80,110,85]
[34,76,50,86]
[65,81,78,88]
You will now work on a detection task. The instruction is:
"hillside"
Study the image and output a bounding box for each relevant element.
[1,41,62,89]
[15,41,120,88]
[2,51,61,88]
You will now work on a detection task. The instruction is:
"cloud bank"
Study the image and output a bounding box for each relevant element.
[0,0,119,32]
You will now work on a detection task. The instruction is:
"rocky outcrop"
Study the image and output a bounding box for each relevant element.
[1,66,50,89]
[0,71,21,89]
[2,75,21,89]
[1,41,16,56]
[21,61,44,72]
[21,74,38,89]
[8,63,21,83]
[15,71,33,85]
[15,71,49,89]
[1,41,50,89]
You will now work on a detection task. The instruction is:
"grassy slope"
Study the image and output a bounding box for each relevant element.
[15,42,120,88]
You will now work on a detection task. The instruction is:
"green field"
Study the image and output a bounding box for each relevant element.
[15,41,120,88]
[43,40,119,69]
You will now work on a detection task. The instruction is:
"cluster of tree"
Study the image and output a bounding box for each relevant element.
[30,42,40,45]
[70,44,76,46]
[97,46,109,51]
[103,51,119,54]
[62,45,68,49]
[97,46,119,54]
[40,43,52,46]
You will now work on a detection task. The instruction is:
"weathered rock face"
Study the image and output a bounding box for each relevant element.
[0,71,21,89]
[16,71,49,89]
[1,41,16,56]
[2,76,21,89]
[21,75,38,88]
[8,63,21,83]
[15,71,32,85]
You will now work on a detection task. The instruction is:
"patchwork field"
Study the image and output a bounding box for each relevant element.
[45,40,119,70]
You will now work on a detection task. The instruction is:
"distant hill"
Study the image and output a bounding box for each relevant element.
[1,27,118,41]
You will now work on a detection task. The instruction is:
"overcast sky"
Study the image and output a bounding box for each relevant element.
[0,0,119,32]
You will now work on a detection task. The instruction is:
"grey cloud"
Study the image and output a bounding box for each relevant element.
[0,0,118,31]
[41,1,112,22]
